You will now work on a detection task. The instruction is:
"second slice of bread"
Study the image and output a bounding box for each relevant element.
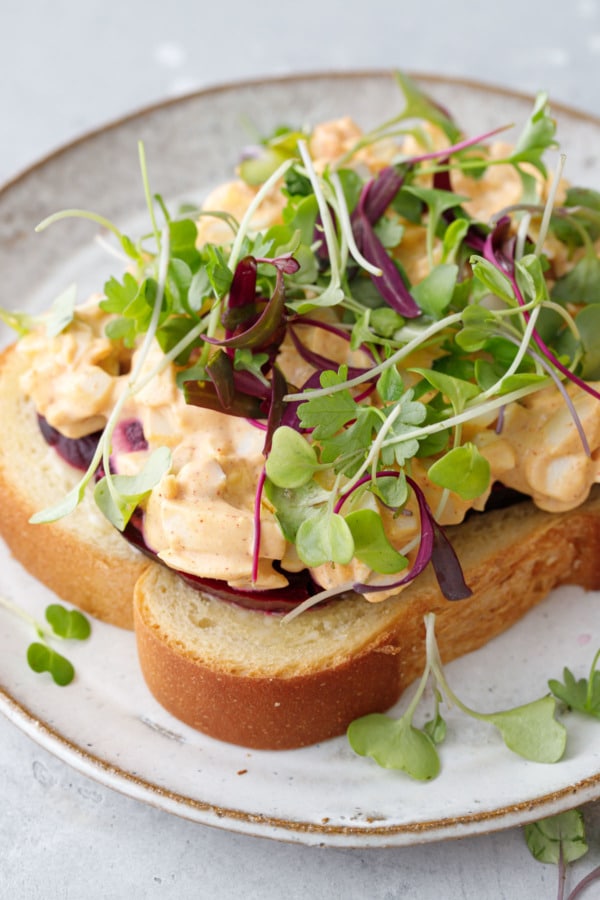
[0,346,148,629]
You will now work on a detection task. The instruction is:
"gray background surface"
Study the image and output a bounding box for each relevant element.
[2,1,600,897]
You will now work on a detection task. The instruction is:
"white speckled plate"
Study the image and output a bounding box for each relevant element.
[1,72,600,848]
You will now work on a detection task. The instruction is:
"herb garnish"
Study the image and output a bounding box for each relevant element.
[347,614,566,779]
[0,595,90,686]
[549,648,600,720]
[525,809,600,900]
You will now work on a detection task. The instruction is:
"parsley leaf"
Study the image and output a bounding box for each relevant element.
[549,650,600,719]
[297,372,358,439]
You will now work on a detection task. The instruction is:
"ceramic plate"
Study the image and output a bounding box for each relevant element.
[1,72,600,849]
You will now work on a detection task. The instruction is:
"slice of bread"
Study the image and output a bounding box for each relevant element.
[133,490,600,749]
[0,345,148,629]
[3,339,600,748]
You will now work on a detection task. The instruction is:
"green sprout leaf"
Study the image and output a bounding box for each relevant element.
[29,480,88,525]
[509,91,556,178]
[456,304,498,352]
[46,283,77,337]
[427,442,491,500]
[0,597,91,688]
[101,271,141,314]
[0,307,37,336]
[168,218,201,270]
[556,304,600,380]
[348,713,440,780]
[264,479,329,542]
[403,187,468,266]
[411,263,458,318]
[371,470,408,507]
[551,186,600,246]
[295,509,354,567]
[265,426,320,489]
[516,253,550,306]
[483,696,567,763]
[441,218,470,264]
[377,364,405,403]
[423,613,566,765]
[240,148,290,186]
[524,809,588,865]
[345,508,408,574]
[45,604,91,641]
[297,371,358,439]
[394,71,462,143]
[424,691,447,745]
[94,446,172,531]
[552,252,600,306]
[27,643,75,687]
[470,256,516,305]
[411,368,480,414]
[319,407,380,476]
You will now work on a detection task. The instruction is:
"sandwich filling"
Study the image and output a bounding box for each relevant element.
[9,74,600,610]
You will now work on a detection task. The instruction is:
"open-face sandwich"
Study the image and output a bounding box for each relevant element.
[1,74,600,750]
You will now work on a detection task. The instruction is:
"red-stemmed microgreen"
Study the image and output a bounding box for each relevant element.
[252,467,267,584]
[524,809,600,900]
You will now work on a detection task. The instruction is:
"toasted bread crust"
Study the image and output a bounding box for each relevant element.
[134,598,402,749]
[133,491,600,749]
[0,345,148,629]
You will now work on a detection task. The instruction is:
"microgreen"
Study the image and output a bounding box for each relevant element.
[348,638,441,780]
[403,186,469,268]
[0,594,91,687]
[509,91,557,201]
[525,810,589,866]
[0,306,37,336]
[296,509,355,567]
[553,251,600,307]
[45,283,77,336]
[392,71,463,144]
[348,614,566,778]
[549,649,600,719]
[0,282,77,338]
[427,443,491,500]
[348,712,441,780]
[265,425,320,488]
[27,643,75,686]
[559,305,600,380]
[30,227,174,531]
[45,604,91,640]
[94,446,172,532]
[524,809,600,900]
[345,509,408,573]
[410,263,458,318]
